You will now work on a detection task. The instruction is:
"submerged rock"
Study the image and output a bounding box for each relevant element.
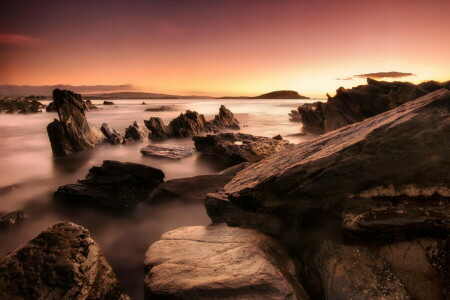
[103,100,115,105]
[144,224,309,300]
[0,221,128,300]
[124,121,145,141]
[0,210,28,230]
[54,160,164,209]
[193,132,292,164]
[101,123,124,145]
[140,144,195,159]
[0,99,43,113]
[144,105,174,112]
[46,89,103,157]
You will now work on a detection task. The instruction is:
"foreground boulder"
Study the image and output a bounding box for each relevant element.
[140,144,195,159]
[47,89,103,157]
[144,105,239,141]
[193,133,292,164]
[0,98,43,113]
[124,121,145,141]
[54,160,164,209]
[0,221,128,300]
[207,89,450,235]
[298,78,450,133]
[145,224,309,299]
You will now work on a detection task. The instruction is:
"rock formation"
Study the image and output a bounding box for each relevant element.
[0,98,43,113]
[47,99,97,112]
[144,105,174,111]
[54,160,164,209]
[101,123,124,145]
[46,89,103,157]
[124,121,145,141]
[193,133,292,164]
[0,221,128,300]
[140,144,195,159]
[298,78,450,132]
[103,100,115,105]
[144,224,309,299]
[144,105,239,141]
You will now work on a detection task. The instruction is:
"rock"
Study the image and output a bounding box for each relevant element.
[47,99,98,112]
[140,144,195,159]
[144,224,309,300]
[0,184,19,196]
[0,211,28,230]
[84,99,98,110]
[426,236,450,299]
[46,89,103,157]
[0,221,128,300]
[141,101,146,105]
[144,105,239,141]
[0,99,43,113]
[193,132,292,164]
[378,238,444,300]
[124,121,145,141]
[218,162,253,175]
[54,160,164,209]
[100,123,124,145]
[208,89,450,236]
[103,100,115,105]
[144,105,174,112]
[251,90,310,99]
[273,134,283,140]
[289,109,302,122]
[303,240,410,299]
[45,101,56,112]
[298,78,450,133]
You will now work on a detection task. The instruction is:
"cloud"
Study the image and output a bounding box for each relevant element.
[0,33,41,45]
[336,71,416,81]
[0,84,136,96]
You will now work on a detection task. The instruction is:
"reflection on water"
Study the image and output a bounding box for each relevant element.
[0,98,319,299]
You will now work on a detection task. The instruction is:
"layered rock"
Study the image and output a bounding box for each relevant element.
[0,98,43,113]
[299,78,450,132]
[124,121,145,141]
[47,89,103,157]
[144,224,309,299]
[144,105,239,141]
[193,133,292,164]
[47,99,98,112]
[54,160,164,209]
[140,144,195,159]
[101,123,124,145]
[0,221,128,300]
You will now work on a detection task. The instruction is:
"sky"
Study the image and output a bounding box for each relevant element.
[1,0,449,97]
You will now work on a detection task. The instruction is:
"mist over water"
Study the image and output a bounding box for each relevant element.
[0,98,319,299]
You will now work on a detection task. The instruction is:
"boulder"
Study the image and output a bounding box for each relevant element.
[0,99,43,113]
[103,100,115,105]
[0,210,28,230]
[426,236,450,299]
[144,105,174,112]
[143,117,172,141]
[193,133,292,164]
[124,121,145,141]
[303,240,410,299]
[140,144,195,159]
[144,224,309,300]
[46,89,103,157]
[0,221,128,300]
[289,109,302,122]
[54,160,164,209]
[101,123,124,145]
[208,105,240,129]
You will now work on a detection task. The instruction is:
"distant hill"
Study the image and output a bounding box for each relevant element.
[85,92,213,100]
[218,90,309,99]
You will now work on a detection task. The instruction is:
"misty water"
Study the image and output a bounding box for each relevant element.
[0,98,320,299]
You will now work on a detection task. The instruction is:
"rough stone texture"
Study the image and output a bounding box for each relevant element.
[100,123,124,145]
[193,133,292,164]
[0,221,128,300]
[46,89,103,157]
[54,160,164,209]
[426,236,450,299]
[298,78,450,133]
[303,240,411,300]
[0,99,43,113]
[140,144,195,159]
[208,89,450,235]
[144,105,239,141]
[124,121,145,141]
[0,210,28,230]
[218,162,253,175]
[47,99,98,112]
[378,238,443,300]
[144,224,309,300]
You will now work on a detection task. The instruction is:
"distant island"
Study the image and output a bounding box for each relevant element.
[84,92,213,100]
[218,90,310,99]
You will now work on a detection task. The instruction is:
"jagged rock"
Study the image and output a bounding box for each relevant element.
[426,236,450,299]
[144,105,239,141]
[206,89,450,236]
[144,105,174,112]
[84,99,98,110]
[47,99,98,112]
[144,224,309,300]
[100,123,124,145]
[103,100,115,105]
[0,221,128,300]
[273,134,283,140]
[54,160,164,208]
[0,99,43,113]
[378,238,444,300]
[140,144,195,159]
[298,78,450,133]
[303,240,410,299]
[0,211,28,230]
[193,133,292,164]
[124,121,145,141]
[289,109,302,122]
[46,89,103,157]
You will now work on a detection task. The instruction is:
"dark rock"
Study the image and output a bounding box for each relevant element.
[141,101,146,105]
[140,144,195,159]
[303,240,410,299]
[273,134,283,140]
[46,89,103,157]
[0,184,19,196]
[168,110,208,137]
[84,99,98,110]
[193,132,292,164]
[54,160,164,209]
[208,105,240,129]
[426,236,450,299]
[124,121,145,141]
[0,99,43,113]
[0,211,28,230]
[289,109,302,122]
[144,105,174,112]
[45,101,56,112]
[0,221,128,300]
[298,78,450,133]
[103,100,115,105]
[101,123,124,145]
[47,99,98,112]
[145,224,309,300]
[143,117,172,141]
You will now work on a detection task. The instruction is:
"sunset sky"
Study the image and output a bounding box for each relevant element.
[1,0,449,97]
